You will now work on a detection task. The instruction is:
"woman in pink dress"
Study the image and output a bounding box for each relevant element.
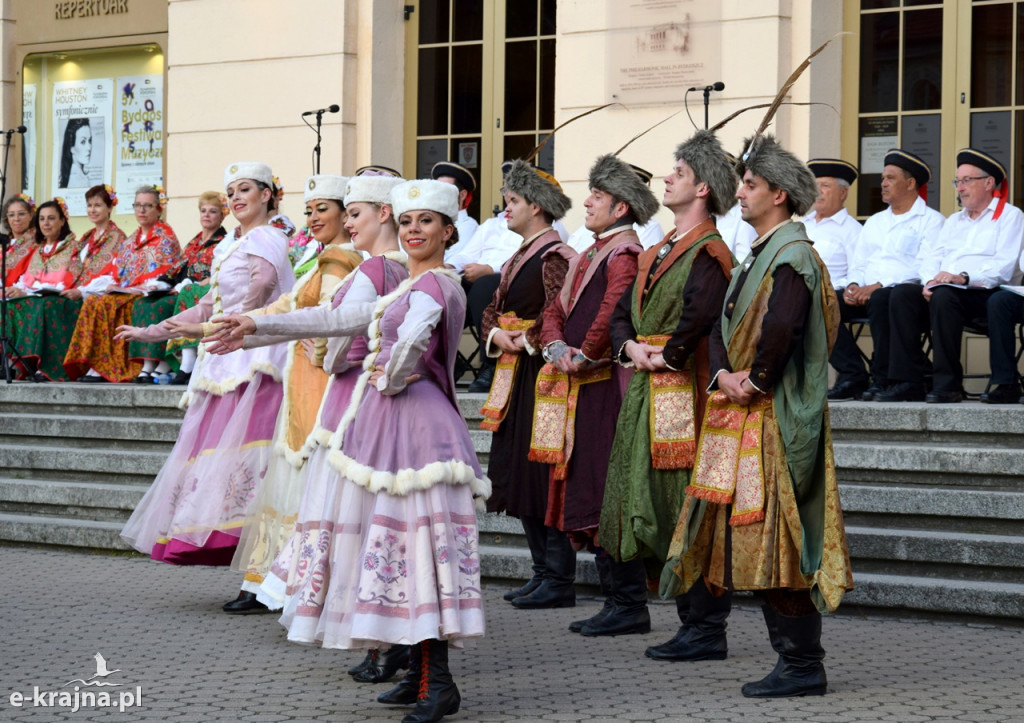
[117,162,294,565]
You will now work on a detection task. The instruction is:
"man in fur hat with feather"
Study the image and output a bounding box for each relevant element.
[518,154,649,613]
[594,131,736,645]
[661,134,853,697]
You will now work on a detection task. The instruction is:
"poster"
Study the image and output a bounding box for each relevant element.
[51,78,113,216]
[22,83,36,196]
[607,0,722,105]
[115,75,163,201]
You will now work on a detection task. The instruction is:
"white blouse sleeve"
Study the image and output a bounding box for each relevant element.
[375,289,443,395]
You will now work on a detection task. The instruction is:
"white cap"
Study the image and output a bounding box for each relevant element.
[224,161,274,189]
[344,175,404,207]
[304,174,349,203]
[390,179,460,220]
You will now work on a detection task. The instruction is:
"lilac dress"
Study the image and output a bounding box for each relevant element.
[120,226,294,565]
[240,254,409,608]
[276,268,488,649]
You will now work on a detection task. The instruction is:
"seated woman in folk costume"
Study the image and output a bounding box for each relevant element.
[2,194,37,286]
[130,191,228,384]
[63,185,180,382]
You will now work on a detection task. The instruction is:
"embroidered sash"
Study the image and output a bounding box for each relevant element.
[639,334,697,470]
[685,389,772,526]
[528,361,612,480]
[479,312,535,432]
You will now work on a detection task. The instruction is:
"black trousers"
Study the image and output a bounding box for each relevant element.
[889,283,994,391]
[986,290,1024,385]
[830,290,870,385]
[462,273,502,365]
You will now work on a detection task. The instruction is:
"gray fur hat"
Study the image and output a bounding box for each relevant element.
[674,130,738,217]
[501,160,572,220]
[736,134,818,217]
[587,154,660,226]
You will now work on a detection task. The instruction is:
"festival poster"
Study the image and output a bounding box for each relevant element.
[51,78,113,216]
[115,75,163,201]
[22,83,36,196]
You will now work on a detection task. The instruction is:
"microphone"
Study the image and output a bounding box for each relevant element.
[5,126,26,135]
[688,82,725,93]
[301,105,340,117]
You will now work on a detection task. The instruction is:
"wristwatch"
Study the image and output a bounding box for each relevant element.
[960,271,970,285]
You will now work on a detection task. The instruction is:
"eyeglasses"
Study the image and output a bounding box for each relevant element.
[132,203,156,210]
[951,176,990,188]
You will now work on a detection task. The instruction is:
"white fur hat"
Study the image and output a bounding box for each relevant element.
[304,174,349,203]
[390,179,459,220]
[224,161,274,189]
[344,175,404,206]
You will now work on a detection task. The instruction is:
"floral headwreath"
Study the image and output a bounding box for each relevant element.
[218,193,229,217]
[272,175,285,203]
[152,184,168,208]
[15,193,36,214]
[52,196,70,219]
[103,184,118,208]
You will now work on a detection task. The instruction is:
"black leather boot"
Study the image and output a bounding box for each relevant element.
[741,608,827,697]
[348,649,375,677]
[644,578,731,660]
[377,643,422,705]
[353,644,411,683]
[503,515,546,601]
[569,553,613,632]
[401,639,461,723]
[511,526,576,609]
[222,590,271,614]
[579,557,650,636]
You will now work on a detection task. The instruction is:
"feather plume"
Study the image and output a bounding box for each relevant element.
[710,101,837,134]
[613,108,686,156]
[750,32,848,142]
[525,103,620,163]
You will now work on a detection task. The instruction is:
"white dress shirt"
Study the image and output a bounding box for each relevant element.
[919,197,1024,287]
[847,196,945,288]
[443,208,480,264]
[802,207,863,288]
[447,211,570,273]
[715,204,757,262]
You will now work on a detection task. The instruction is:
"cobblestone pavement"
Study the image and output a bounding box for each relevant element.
[2,547,1023,722]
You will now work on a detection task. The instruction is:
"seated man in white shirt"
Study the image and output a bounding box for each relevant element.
[567,163,663,252]
[882,148,1024,403]
[842,149,945,401]
[433,160,479,261]
[803,159,865,399]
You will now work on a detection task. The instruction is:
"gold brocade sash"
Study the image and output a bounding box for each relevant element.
[685,390,772,526]
[480,313,535,432]
[639,334,696,470]
[528,361,612,480]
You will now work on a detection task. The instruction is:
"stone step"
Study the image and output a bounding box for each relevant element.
[1,413,182,447]
[839,484,1024,535]
[0,381,185,419]
[0,443,168,481]
[834,441,1024,488]
[0,511,131,550]
[843,572,1024,619]
[0,478,148,520]
[846,526,1024,582]
[829,401,1024,447]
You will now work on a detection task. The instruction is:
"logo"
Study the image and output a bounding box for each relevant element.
[7,653,142,714]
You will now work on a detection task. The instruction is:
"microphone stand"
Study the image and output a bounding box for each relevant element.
[703,87,712,130]
[0,129,33,383]
[313,109,324,174]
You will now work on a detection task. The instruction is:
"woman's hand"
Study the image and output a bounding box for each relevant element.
[163,320,205,339]
[113,325,144,342]
[4,286,24,299]
[60,288,83,300]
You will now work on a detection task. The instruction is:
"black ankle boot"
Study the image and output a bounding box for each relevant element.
[511,526,576,609]
[378,644,422,705]
[579,556,650,636]
[741,608,827,698]
[222,590,270,614]
[354,644,410,683]
[348,649,375,677]
[401,639,461,723]
[644,578,731,660]
[504,516,546,601]
[569,554,613,632]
